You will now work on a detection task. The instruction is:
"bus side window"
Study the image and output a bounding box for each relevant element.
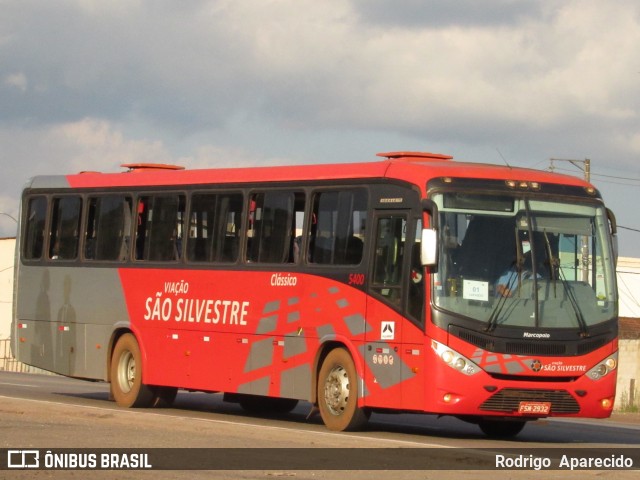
[408,219,425,322]
[371,215,406,306]
[188,193,215,262]
[135,194,185,262]
[219,194,243,262]
[135,200,147,260]
[85,195,132,261]
[309,189,367,265]
[49,196,82,261]
[246,191,304,264]
[23,196,47,260]
[187,192,243,263]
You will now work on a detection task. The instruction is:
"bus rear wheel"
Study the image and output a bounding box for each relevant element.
[110,333,154,408]
[317,347,369,431]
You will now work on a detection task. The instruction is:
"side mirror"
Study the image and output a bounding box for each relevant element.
[606,208,618,266]
[420,198,439,266]
[421,228,438,266]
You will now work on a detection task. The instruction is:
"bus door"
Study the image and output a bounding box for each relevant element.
[365,211,425,410]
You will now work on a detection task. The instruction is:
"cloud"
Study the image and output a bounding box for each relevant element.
[350,0,543,28]
[4,72,27,92]
[2,1,638,145]
[0,117,282,214]
[0,119,171,236]
[0,119,172,175]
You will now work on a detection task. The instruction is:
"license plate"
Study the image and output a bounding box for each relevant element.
[518,401,551,415]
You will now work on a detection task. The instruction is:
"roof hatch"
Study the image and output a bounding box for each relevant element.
[121,163,185,171]
[377,151,453,161]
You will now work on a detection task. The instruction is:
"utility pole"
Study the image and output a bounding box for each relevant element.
[549,157,591,183]
[549,158,591,282]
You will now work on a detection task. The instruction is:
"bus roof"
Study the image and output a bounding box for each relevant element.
[25,152,593,193]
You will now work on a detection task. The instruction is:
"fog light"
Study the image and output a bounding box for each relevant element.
[601,398,613,410]
[443,393,453,403]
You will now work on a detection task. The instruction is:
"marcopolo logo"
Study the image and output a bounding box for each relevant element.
[523,332,551,339]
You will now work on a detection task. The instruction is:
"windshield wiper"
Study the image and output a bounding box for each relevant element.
[485,225,522,333]
[539,226,589,336]
[558,268,590,338]
[485,270,513,333]
[542,230,558,297]
[524,200,540,328]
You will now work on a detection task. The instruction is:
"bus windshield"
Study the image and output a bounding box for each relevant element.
[432,193,617,331]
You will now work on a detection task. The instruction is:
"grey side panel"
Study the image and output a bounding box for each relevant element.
[14,266,130,379]
[283,335,307,359]
[243,337,275,373]
[238,376,271,396]
[280,364,312,401]
[360,342,415,389]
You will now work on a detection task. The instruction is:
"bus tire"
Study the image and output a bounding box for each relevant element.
[110,333,154,408]
[317,347,369,431]
[478,419,526,438]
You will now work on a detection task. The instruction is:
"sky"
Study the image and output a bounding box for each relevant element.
[1,0,639,256]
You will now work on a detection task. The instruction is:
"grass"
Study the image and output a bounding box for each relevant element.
[618,388,639,413]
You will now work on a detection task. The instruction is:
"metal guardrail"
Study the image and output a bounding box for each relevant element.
[0,338,52,375]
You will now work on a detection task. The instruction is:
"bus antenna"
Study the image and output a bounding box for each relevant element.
[496,148,512,169]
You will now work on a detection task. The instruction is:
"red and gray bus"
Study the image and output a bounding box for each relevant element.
[12,151,619,437]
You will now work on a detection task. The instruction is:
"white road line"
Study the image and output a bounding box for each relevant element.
[0,382,38,388]
[0,394,448,448]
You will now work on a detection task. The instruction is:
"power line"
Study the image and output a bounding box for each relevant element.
[592,178,640,187]
[619,225,640,234]
[592,171,640,182]
[548,156,640,186]
[551,167,640,187]
[0,212,18,223]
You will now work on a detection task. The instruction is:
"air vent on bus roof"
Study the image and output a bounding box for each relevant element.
[376,151,453,161]
[121,163,185,171]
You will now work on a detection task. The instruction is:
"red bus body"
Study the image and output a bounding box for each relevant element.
[12,153,619,436]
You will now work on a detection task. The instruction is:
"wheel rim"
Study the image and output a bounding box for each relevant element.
[323,365,350,416]
[117,350,135,394]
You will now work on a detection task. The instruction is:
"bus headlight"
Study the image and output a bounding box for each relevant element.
[586,353,618,381]
[431,340,480,376]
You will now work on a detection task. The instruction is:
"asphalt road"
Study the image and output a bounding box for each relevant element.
[1,371,639,479]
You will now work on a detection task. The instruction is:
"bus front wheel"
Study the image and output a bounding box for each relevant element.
[317,347,369,431]
[110,333,154,408]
